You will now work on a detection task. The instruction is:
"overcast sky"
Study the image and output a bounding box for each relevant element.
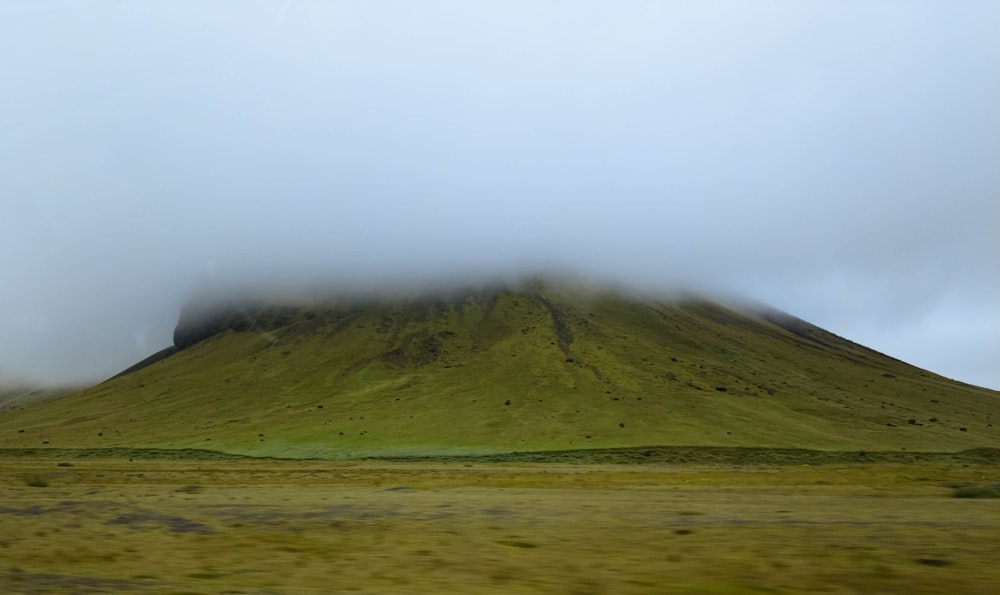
[1,1,998,389]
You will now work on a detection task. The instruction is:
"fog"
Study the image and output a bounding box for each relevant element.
[1,1,998,389]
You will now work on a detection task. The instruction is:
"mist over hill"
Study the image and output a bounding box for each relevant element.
[2,279,996,459]
[2,3,999,390]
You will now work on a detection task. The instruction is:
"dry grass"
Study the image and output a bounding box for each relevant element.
[2,457,999,594]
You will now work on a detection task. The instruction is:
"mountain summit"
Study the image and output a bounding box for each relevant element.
[2,281,996,458]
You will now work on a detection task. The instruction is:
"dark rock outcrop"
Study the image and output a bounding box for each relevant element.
[172,296,305,351]
[173,299,254,350]
[108,346,177,380]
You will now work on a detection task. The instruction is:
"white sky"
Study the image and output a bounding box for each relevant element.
[1,1,998,389]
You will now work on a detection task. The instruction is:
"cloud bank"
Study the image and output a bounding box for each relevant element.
[1,1,997,388]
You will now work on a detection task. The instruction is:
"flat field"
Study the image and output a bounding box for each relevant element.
[2,458,998,594]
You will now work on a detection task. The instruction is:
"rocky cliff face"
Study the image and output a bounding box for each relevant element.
[169,284,506,352]
[173,300,253,350]
[172,298,304,350]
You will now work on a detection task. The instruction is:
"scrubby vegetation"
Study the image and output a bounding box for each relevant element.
[22,474,47,487]
[952,484,1000,498]
[3,457,1000,594]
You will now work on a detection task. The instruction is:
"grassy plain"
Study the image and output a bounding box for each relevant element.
[3,457,999,594]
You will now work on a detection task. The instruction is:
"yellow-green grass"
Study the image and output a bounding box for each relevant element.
[0,385,75,414]
[3,457,999,594]
[1,284,997,458]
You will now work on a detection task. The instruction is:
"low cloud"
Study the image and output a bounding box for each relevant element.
[1,2,997,388]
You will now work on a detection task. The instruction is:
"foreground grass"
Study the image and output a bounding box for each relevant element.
[3,445,1000,465]
[2,458,999,594]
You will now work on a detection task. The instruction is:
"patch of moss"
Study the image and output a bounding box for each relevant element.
[953,484,1000,498]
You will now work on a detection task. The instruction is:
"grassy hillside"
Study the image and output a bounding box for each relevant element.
[0,384,74,414]
[1,281,997,458]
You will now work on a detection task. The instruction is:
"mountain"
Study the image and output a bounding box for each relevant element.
[0,382,74,415]
[1,280,997,458]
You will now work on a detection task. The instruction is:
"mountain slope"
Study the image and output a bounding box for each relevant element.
[0,385,73,414]
[1,281,997,458]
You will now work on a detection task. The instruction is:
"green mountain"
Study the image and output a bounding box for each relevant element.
[0,383,74,414]
[1,280,997,458]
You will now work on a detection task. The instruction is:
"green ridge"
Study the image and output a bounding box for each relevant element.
[1,281,997,458]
